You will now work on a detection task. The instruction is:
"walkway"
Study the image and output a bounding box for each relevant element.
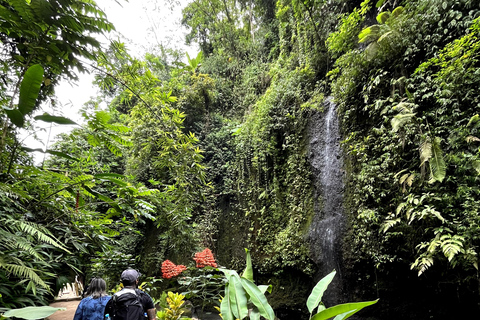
[46,298,80,320]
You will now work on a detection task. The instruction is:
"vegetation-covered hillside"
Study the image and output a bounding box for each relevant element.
[1,0,479,319]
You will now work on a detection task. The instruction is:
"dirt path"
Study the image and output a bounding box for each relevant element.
[46,299,81,320]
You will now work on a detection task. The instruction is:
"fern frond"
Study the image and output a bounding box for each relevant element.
[0,229,40,259]
[406,173,415,187]
[2,263,50,290]
[419,137,432,166]
[380,218,401,233]
[440,235,464,262]
[411,256,434,276]
[394,168,408,179]
[94,110,111,124]
[10,220,70,252]
[87,134,101,147]
[396,202,406,215]
[472,160,480,174]
[105,141,123,157]
[137,188,159,197]
[466,135,480,143]
[399,173,409,185]
[105,123,131,133]
[426,238,441,254]
[393,102,415,114]
[73,174,94,184]
[391,113,416,132]
[108,133,133,147]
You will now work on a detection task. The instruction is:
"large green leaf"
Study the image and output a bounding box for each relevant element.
[22,147,79,162]
[18,64,44,116]
[229,272,249,319]
[250,307,261,320]
[34,113,78,125]
[240,278,275,320]
[5,109,25,127]
[307,270,336,313]
[428,136,446,183]
[376,12,390,24]
[94,173,128,186]
[83,186,122,213]
[391,6,404,18]
[220,285,235,320]
[241,248,254,281]
[311,300,379,320]
[3,306,66,319]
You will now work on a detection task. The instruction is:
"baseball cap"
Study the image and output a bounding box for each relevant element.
[120,268,140,282]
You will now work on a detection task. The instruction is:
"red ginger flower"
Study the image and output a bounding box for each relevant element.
[193,248,217,268]
[161,260,187,279]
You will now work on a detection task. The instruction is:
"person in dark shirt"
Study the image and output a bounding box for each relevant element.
[74,277,111,320]
[103,268,156,320]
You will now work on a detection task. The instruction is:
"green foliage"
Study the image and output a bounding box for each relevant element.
[2,306,65,319]
[329,0,480,287]
[306,270,378,320]
[326,0,371,59]
[4,64,44,127]
[176,267,226,311]
[157,292,191,320]
[219,250,275,320]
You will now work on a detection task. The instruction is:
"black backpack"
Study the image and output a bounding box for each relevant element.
[111,288,145,320]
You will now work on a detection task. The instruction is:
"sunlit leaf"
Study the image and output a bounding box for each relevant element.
[18,64,44,116]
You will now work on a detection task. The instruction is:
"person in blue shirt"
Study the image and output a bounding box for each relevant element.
[74,277,111,320]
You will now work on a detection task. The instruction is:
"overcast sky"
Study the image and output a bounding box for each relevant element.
[26,0,196,162]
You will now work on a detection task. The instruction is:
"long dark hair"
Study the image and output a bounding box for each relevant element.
[86,277,108,299]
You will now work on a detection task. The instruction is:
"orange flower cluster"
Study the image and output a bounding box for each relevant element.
[193,248,217,268]
[161,260,187,279]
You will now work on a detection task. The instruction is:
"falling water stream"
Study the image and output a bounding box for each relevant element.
[307,97,346,306]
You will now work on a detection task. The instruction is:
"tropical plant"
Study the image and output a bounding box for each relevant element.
[218,249,275,320]
[307,270,378,320]
[390,101,446,183]
[156,291,191,320]
[1,306,65,320]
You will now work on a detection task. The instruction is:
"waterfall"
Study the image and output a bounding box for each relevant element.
[307,97,346,306]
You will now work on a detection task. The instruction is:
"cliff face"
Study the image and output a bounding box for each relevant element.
[175,0,480,318]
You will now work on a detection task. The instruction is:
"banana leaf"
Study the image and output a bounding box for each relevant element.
[311,300,379,320]
[240,278,275,320]
[3,306,65,319]
[306,270,336,313]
